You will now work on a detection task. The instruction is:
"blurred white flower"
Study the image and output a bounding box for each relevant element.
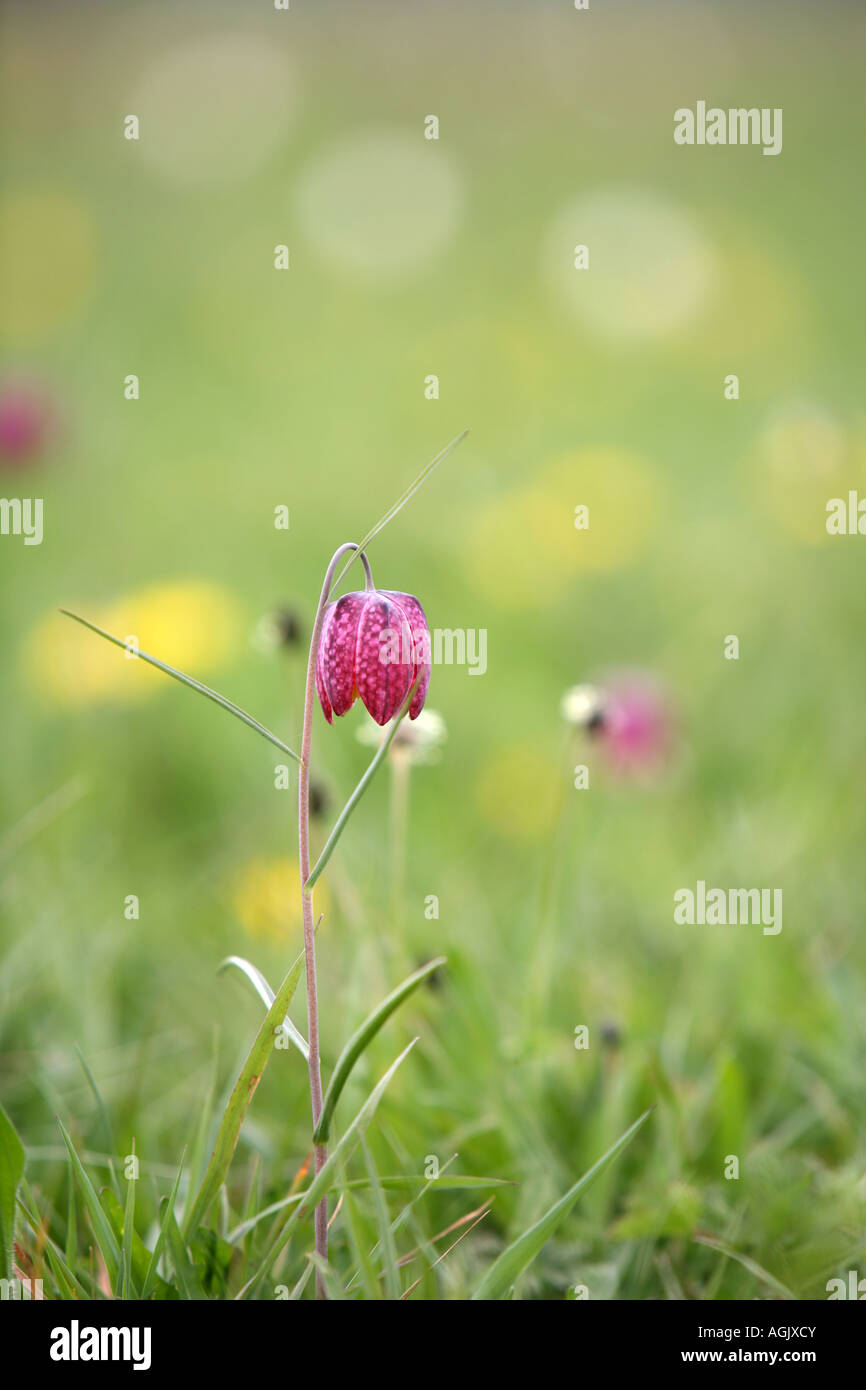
[560,684,605,730]
[294,128,463,283]
[356,707,447,764]
[544,187,716,343]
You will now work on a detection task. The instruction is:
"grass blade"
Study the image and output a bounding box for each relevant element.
[304,1251,347,1300]
[17,1191,90,1300]
[0,1102,25,1281]
[227,1172,510,1244]
[73,1046,121,1200]
[166,1210,201,1300]
[219,955,308,1060]
[184,1043,219,1213]
[65,1164,77,1268]
[362,1139,401,1299]
[402,1201,493,1299]
[288,1261,314,1300]
[330,430,469,593]
[240,1038,418,1297]
[120,1144,137,1299]
[692,1232,795,1300]
[58,1117,121,1288]
[314,957,445,1143]
[142,1149,186,1299]
[183,946,306,1237]
[339,1179,381,1301]
[472,1107,653,1300]
[59,609,301,764]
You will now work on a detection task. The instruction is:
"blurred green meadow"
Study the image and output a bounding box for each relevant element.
[1,0,865,1298]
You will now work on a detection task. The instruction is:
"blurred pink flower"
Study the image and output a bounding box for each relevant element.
[0,379,54,467]
[597,673,673,775]
[563,672,674,777]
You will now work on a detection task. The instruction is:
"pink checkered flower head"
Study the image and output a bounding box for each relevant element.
[316,589,431,727]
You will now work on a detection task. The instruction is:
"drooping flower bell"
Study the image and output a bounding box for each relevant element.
[316,589,431,726]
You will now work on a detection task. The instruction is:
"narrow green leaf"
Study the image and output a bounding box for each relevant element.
[74,1045,120,1200]
[101,1184,172,1300]
[472,1107,653,1300]
[65,1169,77,1268]
[184,1043,219,1212]
[183,946,306,1237]
[304,1251,347,1301]
[219,955,308,1060]
[57,1117,121,1287]
[305,680,419,893]
[240,1038,418,1297]
[0,1102,25,1281]
[227,1172,510,1244]
[17,1192,89,1300]
[166,1210,202,1300]
[362,1139,401,1299]
[693,1232,795,1300]
[120,1148,137,1299]
[44,1242,83,1301]
[59,609,301,764]
[190,1226,234,1298]
[314,957,444,1143]
[141,1149,186,1299]
[330,430,469,593]
[288,1261,314,1300]
[340,1180,381,1301]
[351,1125,452,1296]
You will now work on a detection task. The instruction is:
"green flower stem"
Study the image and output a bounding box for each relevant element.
[389,750,410,966]
[298,541,372,1296]
[304,681,417,895]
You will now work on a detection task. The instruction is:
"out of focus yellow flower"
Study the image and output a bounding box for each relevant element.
[468,448,661,609]
[474,744,560,843]
[688,239,807,383]
[0,191,96,347]
[744,402,866,545]
[231,855,329,946]
[25,580,242,708]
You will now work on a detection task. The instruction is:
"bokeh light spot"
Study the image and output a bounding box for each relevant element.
[0,191,96,346]
[468,448,662,609]
[135,36,298,187]
[293,128,463,283]
[745,400,866,544]
[544,187,717,344]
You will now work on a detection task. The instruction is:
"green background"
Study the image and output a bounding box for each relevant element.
[1,0,864,1298]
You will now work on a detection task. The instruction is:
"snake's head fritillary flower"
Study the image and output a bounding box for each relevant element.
[316,589,431,726]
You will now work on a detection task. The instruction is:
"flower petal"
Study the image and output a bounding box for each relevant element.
[383,591,431,718]
[318,593,365,718]
[315,630,333,723]
[355,594,412,725]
